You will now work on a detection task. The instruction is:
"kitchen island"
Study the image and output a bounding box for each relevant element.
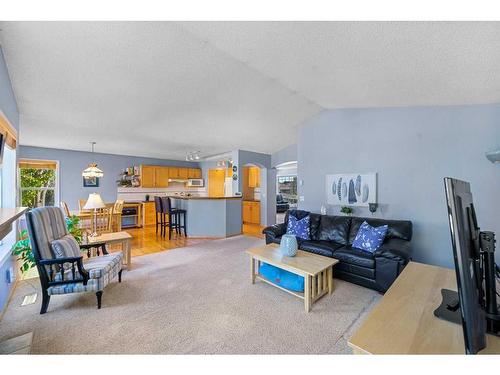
[170,196,242,238]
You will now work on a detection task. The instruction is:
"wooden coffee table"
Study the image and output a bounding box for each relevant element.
[246,244,338,312]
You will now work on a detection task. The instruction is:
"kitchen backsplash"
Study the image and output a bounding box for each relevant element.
[117,184,206,202]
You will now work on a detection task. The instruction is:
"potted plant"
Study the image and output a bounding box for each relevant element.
[11,215,83,274]
[340,206,354,215]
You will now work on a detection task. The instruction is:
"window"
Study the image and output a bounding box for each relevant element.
[277,175,298,206]
[18,160,58,208]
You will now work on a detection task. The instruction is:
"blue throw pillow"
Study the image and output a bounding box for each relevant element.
[286,214,310,240]
[352,221,388,253]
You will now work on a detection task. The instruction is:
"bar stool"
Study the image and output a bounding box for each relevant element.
[154,196,163,235]
[160,196,176,240]
[160,197,187,239]
[169,197,187,237]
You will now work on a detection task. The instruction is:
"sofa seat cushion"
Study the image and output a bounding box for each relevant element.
[335,262,375,279]
[332,246,375,269]
[299,240,343,258]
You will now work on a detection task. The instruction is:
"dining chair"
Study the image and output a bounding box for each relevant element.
[92,207,114,235]
[60,201,71,217]
[112,199,124,231]
[79,199,91,213]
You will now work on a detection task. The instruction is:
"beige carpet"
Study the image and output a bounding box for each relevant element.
[0,235,380,354]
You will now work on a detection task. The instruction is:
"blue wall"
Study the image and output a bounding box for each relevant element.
[271,144,297,167]
[298,105,500,269]
[0,46,19,313]
[0,47,19,131]
[19,146,199,210]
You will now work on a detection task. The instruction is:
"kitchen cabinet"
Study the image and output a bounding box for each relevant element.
[188,168,202,179]
[248,167,260,188]
[143,201,157,226]
[242,201,260,225]
[155,167,169,188]
[169,167,180,179]
[140,165,156,188]
[140,165,202,187]
[179,167,189,179]
[140,165,169,188]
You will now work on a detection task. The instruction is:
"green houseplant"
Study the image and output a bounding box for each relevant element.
[11,214,83,274]
[340,206,353,215]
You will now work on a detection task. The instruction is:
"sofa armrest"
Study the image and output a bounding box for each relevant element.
[262,223,286,237]
[375,238,412,261]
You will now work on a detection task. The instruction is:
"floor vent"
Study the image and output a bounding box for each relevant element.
[21,293,37,306]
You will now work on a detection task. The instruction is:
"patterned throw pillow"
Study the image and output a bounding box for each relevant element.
[51,234,81,259]
[286,214,311,240]
[352,221,388,253]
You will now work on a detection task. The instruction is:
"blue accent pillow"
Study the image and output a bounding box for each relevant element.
[286,214,310,240]
[352,221,388,253]
[259,263,304,292]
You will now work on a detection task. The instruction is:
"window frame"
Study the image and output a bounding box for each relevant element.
[17,158,60,208]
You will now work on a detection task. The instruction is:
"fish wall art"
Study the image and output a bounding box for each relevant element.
[326,173,377,207]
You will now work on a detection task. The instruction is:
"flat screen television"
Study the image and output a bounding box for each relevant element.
[442,177,487,353]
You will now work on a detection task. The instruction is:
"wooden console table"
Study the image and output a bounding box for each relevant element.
[348,262,500,354]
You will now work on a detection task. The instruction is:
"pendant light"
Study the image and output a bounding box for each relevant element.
[82,141,104,178]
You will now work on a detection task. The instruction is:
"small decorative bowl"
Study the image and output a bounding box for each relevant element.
[279,234,298,257]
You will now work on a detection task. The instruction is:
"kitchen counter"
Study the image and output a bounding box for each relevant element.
[168,196,242,200]
[170,196,242,238]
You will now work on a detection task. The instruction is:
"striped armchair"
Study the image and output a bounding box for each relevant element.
[26,206,123,314]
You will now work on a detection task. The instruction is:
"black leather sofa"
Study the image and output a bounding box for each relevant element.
[262,210,413,292]
[276,194,290,213]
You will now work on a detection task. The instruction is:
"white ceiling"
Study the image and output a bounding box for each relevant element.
[2,22,500,160]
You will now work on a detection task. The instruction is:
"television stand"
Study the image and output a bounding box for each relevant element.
[434,289,500,336]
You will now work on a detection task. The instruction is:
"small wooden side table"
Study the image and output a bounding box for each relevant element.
[84,231,133,269]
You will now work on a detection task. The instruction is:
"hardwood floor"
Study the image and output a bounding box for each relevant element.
[108,225,206,257]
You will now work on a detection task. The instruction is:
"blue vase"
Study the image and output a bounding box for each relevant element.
[279,234,298,257]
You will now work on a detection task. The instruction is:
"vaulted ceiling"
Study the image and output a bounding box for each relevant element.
[1,22,500,159]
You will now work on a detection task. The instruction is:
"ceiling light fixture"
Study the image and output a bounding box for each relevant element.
[82,142,104,178]
[186,151,201,161]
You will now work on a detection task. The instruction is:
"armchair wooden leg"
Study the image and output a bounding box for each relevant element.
[40,290,50,314]
[96,291,103,309]
[118,269,123,283]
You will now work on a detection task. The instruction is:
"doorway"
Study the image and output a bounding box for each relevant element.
[275,161,297,224]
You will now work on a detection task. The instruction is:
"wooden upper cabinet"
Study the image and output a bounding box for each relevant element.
[187,168,202,179]
[248,167,261,188]
[140,165,202,187]
[178,167,189,179]
[169,167,179,179]
[155,167,169,188]
[141,165,156,188]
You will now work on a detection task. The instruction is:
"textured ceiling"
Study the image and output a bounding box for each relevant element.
[0,22,320,159]
[2,22,500,159]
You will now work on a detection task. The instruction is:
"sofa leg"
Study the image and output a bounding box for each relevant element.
[96,291,103,309]
[118,269,122,283]
[40,290,50,314]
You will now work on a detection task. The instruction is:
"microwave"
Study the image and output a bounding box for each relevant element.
[187,178,204,187]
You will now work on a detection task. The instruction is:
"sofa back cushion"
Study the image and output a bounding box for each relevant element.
[348,216,412,245]
[317,215,351,244]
